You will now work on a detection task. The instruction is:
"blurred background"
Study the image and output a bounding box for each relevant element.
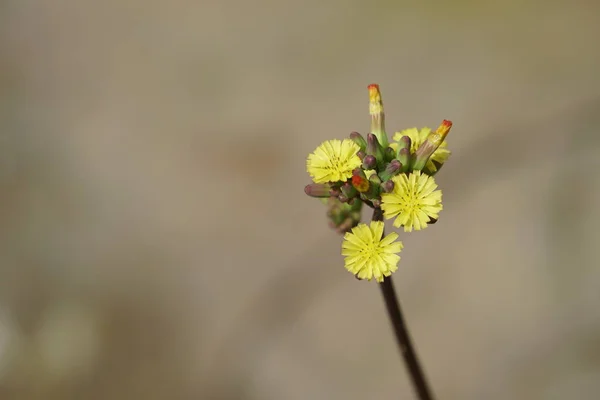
[1,0,599,399]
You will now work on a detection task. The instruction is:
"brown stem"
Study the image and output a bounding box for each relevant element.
[372,208,435,400]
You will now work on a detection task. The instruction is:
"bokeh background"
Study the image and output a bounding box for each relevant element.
[1,0,600,399]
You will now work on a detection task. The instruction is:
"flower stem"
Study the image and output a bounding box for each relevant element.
[372,208,435,400]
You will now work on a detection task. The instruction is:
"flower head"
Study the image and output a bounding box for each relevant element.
[342,221,403,282]
[381,171,442,232]
[393,127,450,173]
[307,139,362,183]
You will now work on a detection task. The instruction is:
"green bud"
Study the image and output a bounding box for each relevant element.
[384,147,396,162]
[366,133,385,170]
[412,142,436,171]
[396,135,411,154]
[362,155,377,170]
[304,183,332,198]
[368,173,381,186]
[378,159,401,181]
[382,180,395,193]
[398,148,411,173]
[349,132,367,152]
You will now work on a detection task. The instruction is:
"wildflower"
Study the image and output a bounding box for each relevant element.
[307,139,362,183]
[342,221,403,282]
[393,127,450,173]
[381,171,443,232]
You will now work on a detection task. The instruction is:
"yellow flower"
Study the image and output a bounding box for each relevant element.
[381,171,442,232]
[393,127,450,173]
[306,139,362,183]
[341,221,403,282]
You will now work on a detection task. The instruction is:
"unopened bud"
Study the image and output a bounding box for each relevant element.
[358,174,381,199]
[412,120,453,171]
[357,150,366,161]
[396,135,411,155]
[349,132,367,152]
[434,120,452,141]
[362,154,377,170]
[379,159,401,181]
[367,84,388,148]
[351,174,370,193]
[382,180,395,193]
[398,148,411,172]
[368,173,381,185]
[304,183,332,198]
[384,147,396,162]
[366,133,385,169]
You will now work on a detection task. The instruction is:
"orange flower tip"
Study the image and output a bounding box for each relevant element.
[368,84,382,104]
[351,175,370,193]
[435,119,453,136]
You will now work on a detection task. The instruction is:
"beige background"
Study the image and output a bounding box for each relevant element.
[1,0,600,399]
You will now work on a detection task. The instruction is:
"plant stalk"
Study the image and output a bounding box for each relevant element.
[372,208,435,400]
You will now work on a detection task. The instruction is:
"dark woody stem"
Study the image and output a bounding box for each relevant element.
[372,208,435,400]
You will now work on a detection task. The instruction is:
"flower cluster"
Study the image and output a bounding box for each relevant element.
[304,84,452,282]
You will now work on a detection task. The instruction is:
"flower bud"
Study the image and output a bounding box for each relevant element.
[382,179,395,193]
[362,154,377,170]
[398,148,411,173]
[355,172,381,200]
[396,135,411,155]
[412,120,453,171]
[366,133,385,169]
[304,183,332,198]
[384,147,396,162]
[432,120,452,144]
[368,172,382,185]
[351,168,370,193]
[349,132,367,152]
[378,159,401,181]
[368,84,389,148]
